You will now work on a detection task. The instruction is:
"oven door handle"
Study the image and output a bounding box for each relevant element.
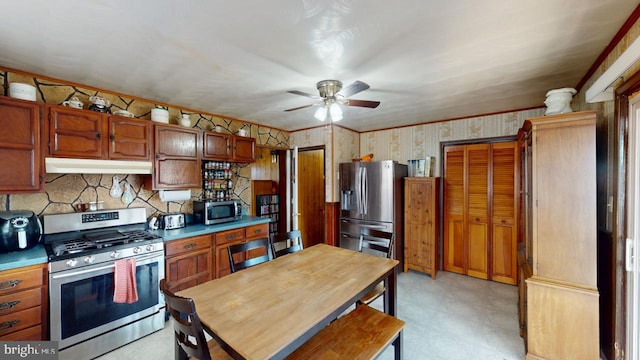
[50,253,163,280]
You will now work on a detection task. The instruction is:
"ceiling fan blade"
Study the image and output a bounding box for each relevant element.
[345,99,380,108]
[287,90,321,99]
[284,103,316,112]
[337,81,370,98]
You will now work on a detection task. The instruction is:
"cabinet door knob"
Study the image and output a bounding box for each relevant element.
[96,132,102,139]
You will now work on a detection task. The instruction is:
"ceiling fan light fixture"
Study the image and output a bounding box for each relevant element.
[314,106,328,121]
[329,103,342,122]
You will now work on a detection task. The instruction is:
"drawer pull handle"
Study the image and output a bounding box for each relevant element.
[254,229,261,234]
[0,301,19,313]
[226,234,236,240]
[183,243,196,250]
[0,280,22,291]
[0,320,19,333]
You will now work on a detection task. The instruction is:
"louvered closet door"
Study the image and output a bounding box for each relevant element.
[491,142,518,285]
[443,145,465,274]
[466,144,490,280]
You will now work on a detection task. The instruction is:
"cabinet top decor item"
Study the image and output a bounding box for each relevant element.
[544,87,576,116]
[9,82,36,101]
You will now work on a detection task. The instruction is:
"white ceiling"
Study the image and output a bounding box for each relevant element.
[1,0,638,132]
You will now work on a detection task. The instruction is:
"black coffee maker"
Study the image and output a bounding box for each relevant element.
[0,211,42,253]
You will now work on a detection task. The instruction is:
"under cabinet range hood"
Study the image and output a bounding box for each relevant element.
[45,157,153,174]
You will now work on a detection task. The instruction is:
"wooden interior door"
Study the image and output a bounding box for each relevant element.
[466,144,490,280]
[297,148,325,248]
[443,145,465,274]
[443,140,517,284]
[491,141,518,285]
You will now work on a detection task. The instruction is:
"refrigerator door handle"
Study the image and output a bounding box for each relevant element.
[356,166,363,215]
[360,224,387,230]
[362,166,368,215]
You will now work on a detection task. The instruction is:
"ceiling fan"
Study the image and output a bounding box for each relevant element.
[284,80,380,122]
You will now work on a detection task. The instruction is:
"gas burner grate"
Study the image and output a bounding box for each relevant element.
[120,230,161,242]
[49,230,161,257]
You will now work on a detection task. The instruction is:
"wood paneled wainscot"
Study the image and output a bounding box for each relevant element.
[0,97,43,193]
[404,177,439,279]
[0,264,48,340]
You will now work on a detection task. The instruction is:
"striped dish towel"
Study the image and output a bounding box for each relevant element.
[113,258,138,303]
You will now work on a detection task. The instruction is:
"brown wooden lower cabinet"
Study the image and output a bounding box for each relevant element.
[214,228,245,279]
[525,276,599,360]
[164,223,270,291]
[0,264,48,340]
[164,235,212,293]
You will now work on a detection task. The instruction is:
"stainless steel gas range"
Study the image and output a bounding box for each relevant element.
[43,208,165,360]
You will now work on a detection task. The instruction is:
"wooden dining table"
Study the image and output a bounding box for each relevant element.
[177,243,401,360]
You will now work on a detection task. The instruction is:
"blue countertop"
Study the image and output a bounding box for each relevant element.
[0,216,270,272]
[0,244,48,271]
[150,215,271,242]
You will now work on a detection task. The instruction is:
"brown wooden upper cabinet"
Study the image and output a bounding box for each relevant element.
[203,131,231,160]
[202,130,255,162]
[0,97,44,193]
[47,105,151,161]
[151,124,201,190]
[107,115,152,161]
[232,135,255,162]
[443,141,518,285]
[48,105,104,158]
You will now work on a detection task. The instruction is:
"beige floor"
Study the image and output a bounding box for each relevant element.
[97,270,525,360]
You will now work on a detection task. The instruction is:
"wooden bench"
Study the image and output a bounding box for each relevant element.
[285,304,405,360]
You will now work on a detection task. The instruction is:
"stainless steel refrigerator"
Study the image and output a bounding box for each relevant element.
[339,160,407,266]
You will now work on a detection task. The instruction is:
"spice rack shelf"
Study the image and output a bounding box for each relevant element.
[202,161,233,201]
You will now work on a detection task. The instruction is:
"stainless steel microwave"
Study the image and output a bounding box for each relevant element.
[193,200,242,225]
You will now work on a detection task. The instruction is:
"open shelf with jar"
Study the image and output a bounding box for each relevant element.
[202,161,234,201]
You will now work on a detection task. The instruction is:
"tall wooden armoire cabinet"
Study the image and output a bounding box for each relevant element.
[404,177,440,279]
[522,110,599,360]
[443,141,518,285]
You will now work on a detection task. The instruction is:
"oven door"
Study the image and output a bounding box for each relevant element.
[49,252,165,350]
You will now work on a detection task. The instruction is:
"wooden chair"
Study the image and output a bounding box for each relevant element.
[270,230,303,258]
[284,304,405,360]
[357,228,395,306]
[227,237,273,273]
[159,279,232,360]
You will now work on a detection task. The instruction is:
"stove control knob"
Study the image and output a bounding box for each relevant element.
[66,259,78,268]
[110,251,120,258]
[133,247,142,254]
[84,256,95,264]
[146,244,155,252]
